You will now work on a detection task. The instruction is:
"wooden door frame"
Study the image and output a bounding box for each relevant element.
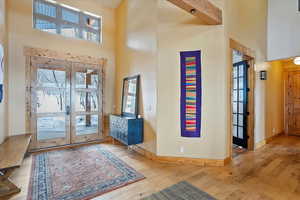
[24,47,106,150]
[30,56,72,149]
[228,39,255,157]
[283,62,300,136]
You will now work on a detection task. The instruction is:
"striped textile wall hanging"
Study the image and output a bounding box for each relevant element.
[180,50,202,137]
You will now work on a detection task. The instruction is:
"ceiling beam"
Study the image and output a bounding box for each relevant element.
[167,0,222,25]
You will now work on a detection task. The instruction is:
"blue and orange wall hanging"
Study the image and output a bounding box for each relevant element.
[180,50,202,137]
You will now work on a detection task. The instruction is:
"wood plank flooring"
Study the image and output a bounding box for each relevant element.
[2,135,300,200]
[0,134,31,169]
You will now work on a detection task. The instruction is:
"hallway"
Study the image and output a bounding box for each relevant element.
[4,135,300,200]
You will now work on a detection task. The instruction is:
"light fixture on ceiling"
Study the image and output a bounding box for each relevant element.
[294,57,300,65]
[190,9,196,14]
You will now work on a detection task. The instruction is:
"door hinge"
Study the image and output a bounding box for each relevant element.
[247,112,250,116]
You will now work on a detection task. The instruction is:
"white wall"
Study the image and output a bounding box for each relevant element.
[115,0,158,153]
[267,0,300,60]
[157,0,229,159]
[227,0,271,146]
[7,0,116,135]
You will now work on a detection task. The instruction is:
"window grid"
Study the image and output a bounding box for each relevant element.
[232,64,247,140]
[33,0,101,43]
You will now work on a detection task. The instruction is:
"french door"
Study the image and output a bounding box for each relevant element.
[30,57,102,149]
[232,61,249,148]
[71,63,102,143]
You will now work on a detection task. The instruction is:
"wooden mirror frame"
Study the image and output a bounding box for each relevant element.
[121,75,140,118]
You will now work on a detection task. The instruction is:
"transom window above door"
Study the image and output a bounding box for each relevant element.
[33,0,101,43]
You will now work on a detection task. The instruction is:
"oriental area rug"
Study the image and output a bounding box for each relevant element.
[27,145,145,200]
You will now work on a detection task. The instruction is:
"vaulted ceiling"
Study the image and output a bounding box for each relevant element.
[96,0,123,8]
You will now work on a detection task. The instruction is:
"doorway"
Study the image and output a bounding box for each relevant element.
[285,69,300,136]
[27,54,103,150]
[229,39,255,157]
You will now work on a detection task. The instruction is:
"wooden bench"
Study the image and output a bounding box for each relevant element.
[0,134,31,197]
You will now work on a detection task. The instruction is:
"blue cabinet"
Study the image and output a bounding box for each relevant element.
[109,115,143,146]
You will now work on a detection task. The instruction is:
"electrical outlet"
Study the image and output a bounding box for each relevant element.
[272,128,275,134]
[180,146,184,153]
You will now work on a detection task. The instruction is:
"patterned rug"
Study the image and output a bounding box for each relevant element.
[143,181,216,200]
[27,145,145,200]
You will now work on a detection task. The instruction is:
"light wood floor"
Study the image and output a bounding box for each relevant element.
[3,135,300,200]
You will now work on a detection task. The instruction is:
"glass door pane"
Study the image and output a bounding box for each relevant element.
[31,58,71,149]
[75,91,99,112]
[71,65,102,143]
[76,115,99,136]
[37,116,66,140]
[232,61,248,148]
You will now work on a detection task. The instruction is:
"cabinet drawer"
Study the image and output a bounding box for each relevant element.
[110,116,128,133]
[109,115,143,146]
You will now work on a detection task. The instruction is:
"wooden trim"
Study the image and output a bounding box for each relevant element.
[25,57,33,148]
[247,59,255,150]
[228,50,233,158]
[24,46,106,66]
[128,143,231,167]
[155,156,230,167]
[30,59,72,149]
[223,157,232,165]
[255,133,284,150]
[167,0,222,25]
[230,39,255,59]
[266,133,284,143]
[229,39,256,155]
[254,139,266,150]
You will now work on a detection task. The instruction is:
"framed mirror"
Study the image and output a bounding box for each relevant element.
[121,75,140,118]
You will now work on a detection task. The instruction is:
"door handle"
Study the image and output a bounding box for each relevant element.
[66,106,71,115]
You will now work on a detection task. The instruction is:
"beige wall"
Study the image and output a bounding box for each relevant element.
[4,0,284,159]
[254,66,267,145]
[156,0,275,158]
[0,0,7,144]
[156,0,229,159]
[227,0,276,145]
[7,0,116,136]
[227,0,267,63]
[115,0,157,153]
[265,61,284,138]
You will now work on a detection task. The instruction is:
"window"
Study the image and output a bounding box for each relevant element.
[33,0,101,43]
